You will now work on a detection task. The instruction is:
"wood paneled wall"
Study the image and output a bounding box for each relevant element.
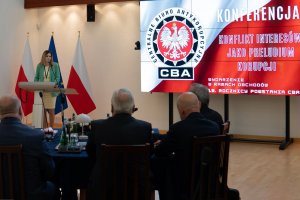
[24,0,136,8]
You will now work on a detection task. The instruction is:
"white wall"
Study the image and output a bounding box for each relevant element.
[0,0,299,138]
[0,0,39,124]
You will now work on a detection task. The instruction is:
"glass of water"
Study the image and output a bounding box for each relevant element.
[70,133,78,146]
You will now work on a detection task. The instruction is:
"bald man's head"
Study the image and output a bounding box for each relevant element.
[0,95,22,120]
[177,92,200,120]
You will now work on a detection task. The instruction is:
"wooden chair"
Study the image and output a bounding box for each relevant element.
[99,144,153,200]
[222,121,230,134]
[190,134,230,200]
[0,144,25,200]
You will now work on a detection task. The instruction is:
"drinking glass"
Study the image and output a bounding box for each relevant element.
[70,133,78,146]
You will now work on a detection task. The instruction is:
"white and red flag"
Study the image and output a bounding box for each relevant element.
[67,38,96,114]
[15,38,34,116]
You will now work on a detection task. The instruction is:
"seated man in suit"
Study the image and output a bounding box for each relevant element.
[189,83,224,132]
[86,88,153,199]
[152,92,220,200]
[0,95,59,200]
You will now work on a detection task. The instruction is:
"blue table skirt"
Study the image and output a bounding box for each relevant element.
[47,131,93,199]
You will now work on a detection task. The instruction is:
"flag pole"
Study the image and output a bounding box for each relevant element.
[23,32,30,125]
[20,32,30,115]
[16,33,35,122]
[50,34,66,127]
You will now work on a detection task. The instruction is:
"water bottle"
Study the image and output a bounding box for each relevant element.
[59,124,68,146]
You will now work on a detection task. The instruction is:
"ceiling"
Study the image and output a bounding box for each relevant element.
[24,0,137,8]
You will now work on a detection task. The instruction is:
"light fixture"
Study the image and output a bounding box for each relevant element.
[75,114,92,136]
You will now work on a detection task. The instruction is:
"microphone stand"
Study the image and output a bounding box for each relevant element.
[50,63,70,142]
[60,91,66,124]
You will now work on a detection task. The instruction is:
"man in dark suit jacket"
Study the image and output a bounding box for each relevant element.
[153,92,220,200]
[86,88,152,199]
[189,84,240,200]
[189,83,224,132]
[0,95,58,200]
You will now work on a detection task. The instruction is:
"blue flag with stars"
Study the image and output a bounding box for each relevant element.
[48,35,68,114]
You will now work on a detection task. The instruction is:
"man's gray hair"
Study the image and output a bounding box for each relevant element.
[189,83,210,105]
[0,95,21,117]
[111,88,135,115]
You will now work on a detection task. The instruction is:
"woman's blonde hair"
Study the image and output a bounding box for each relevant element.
[39,50,53,66]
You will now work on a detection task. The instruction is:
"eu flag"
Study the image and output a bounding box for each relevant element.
[48,35,68,114]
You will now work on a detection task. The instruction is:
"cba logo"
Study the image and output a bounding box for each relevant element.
[146,7,205,80]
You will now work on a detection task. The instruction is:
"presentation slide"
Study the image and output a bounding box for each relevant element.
[140,0,300,96]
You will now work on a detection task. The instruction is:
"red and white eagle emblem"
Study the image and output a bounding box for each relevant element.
[159,22,192,61]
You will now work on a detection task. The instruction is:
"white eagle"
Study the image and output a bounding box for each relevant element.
[160,23,190,59]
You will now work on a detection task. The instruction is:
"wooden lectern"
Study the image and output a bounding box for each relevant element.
[18,82,78,128]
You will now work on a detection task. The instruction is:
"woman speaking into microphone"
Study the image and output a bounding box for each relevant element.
[34,50,60,129]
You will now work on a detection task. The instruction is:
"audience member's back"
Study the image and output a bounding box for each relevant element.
[0,95,57,200]
[154,92,220,200]
[92,114,151,145]
[189,83,224,132]
[86,88,152,199]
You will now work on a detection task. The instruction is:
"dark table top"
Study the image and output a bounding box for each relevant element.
[47,130,88,158]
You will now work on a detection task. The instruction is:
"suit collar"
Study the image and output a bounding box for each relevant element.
[185,112,205,120]
[1,117,21,124]
[112,113,133,119]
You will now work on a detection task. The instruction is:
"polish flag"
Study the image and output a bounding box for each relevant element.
[15,38,34,116]
[67,38,96,114]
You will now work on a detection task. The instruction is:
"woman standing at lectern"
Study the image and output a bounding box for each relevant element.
[34,50,60,128]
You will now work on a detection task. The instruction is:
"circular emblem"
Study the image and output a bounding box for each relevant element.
[146,7,206,67]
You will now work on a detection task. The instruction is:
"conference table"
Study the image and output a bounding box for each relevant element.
[47,130,93,200]
[46,128,161,200]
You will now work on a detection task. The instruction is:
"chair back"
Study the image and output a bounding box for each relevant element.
[0,144,25,200]
[190,134,230,200]
[222,121,230,134]
[99,143,152,200]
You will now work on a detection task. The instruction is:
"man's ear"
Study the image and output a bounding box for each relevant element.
[181,110,185,116]
[178,108,185,120]
[18,107,23,119]
[111,105,114,114]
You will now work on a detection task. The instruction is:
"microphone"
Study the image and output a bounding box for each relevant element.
[133,107,138,113]
[39,91,43,98]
